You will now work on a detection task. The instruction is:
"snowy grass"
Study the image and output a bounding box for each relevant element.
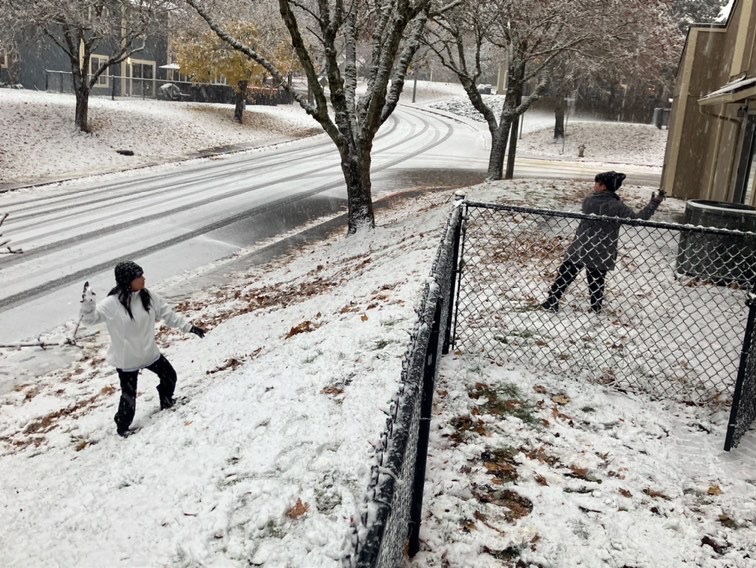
[430,95,668,166]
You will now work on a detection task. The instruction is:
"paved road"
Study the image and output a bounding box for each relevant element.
[0,104,660,344]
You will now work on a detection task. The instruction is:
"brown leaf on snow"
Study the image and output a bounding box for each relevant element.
[708,485,723,496]
[472,485,533,521]
[206,357,245,375]
[533,385,548,394]
[534,474,549,486]
[321,386,344,397]
[460,519,476,533]
[551,406,573,422]
[643,487,671,500]
[619,488,633,498]
[360,313,369,321]
[525,446,561,467]
[287,498,310,519]
[551,394,571,405]
[285,320,317,338]
[565,465,601,483]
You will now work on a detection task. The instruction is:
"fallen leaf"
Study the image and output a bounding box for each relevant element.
[708,485,722,496]
[287,498,310,519]
[643,487,670,500]
[360,313,369,321]
[552,394,571,405]
[285,320,316,338]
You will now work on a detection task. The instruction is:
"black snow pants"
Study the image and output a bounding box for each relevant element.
[114,354,177,434]
[545,260,607,312]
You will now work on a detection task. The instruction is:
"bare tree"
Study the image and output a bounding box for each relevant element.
[3,0,171,132]
[185,0,453,235]
[426,0,679,180]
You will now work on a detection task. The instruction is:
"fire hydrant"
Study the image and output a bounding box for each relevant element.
[578,144,586,158]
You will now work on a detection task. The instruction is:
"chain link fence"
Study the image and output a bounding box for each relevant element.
[344,199,463,567]
[344,196,756,565]
[454,201,755,405]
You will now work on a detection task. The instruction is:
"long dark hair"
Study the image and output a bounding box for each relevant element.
[108,286,152,320]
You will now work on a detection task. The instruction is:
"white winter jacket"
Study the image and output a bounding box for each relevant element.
[81,290,192,370]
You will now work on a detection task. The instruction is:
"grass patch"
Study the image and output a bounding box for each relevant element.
[469,382,538,424]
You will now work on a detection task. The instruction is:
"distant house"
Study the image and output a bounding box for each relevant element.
[662,0,756,204]
[3,6,168,98]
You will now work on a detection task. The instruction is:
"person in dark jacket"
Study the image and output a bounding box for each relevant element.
[80,261,206,437]
[541,171,665,314]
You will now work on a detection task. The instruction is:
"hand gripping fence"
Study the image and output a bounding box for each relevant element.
[343,194,464,567]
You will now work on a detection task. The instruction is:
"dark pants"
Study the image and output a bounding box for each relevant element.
[114,354,177,434]
[545,261,607,312]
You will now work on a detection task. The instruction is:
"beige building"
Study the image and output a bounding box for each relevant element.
[663,0,756,205]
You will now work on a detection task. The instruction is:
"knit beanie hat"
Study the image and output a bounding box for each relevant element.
[595,171,626,192]
[114,261,144,288]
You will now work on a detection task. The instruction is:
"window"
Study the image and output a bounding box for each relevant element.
[90,54,110,87]
[125,59,156,97]
[734,115,756,205]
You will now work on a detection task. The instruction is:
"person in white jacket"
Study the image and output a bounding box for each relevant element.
[80,261,206,437]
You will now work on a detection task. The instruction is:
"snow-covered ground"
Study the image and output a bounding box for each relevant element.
[430,95,668,166]
[0,90,322,187]
[1,82,667,188]
[3,81,753,567]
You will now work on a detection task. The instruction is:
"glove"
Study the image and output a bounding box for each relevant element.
[190,325,206,338]
[79,282,97,321]
[80,281,95,302]
[651,189,666,203]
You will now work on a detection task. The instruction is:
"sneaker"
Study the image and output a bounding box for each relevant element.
[160,397,175,410]
[117,428,131,438]
[541,299,559,313]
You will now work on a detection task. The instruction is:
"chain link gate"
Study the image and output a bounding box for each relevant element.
[452,201,756,449]
[725,285,756,450]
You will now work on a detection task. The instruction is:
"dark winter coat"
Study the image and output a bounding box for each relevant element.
[565,191,661,271]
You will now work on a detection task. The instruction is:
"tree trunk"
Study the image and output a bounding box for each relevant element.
[487,121,511,180]
[234,80,247,124]
[505,113,520,180]
[554,99,566,139]
[74,86,90,132]
[340,144,375,235]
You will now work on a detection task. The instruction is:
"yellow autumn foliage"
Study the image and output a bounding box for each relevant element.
[176,22,297,93]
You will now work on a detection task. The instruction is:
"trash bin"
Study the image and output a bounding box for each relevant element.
[653,107,671,129]
[676,200,756,284]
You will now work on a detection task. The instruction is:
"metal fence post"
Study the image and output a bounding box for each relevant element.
[443,191,465,355]
[408,298,443,557]
[725,283,756,450]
